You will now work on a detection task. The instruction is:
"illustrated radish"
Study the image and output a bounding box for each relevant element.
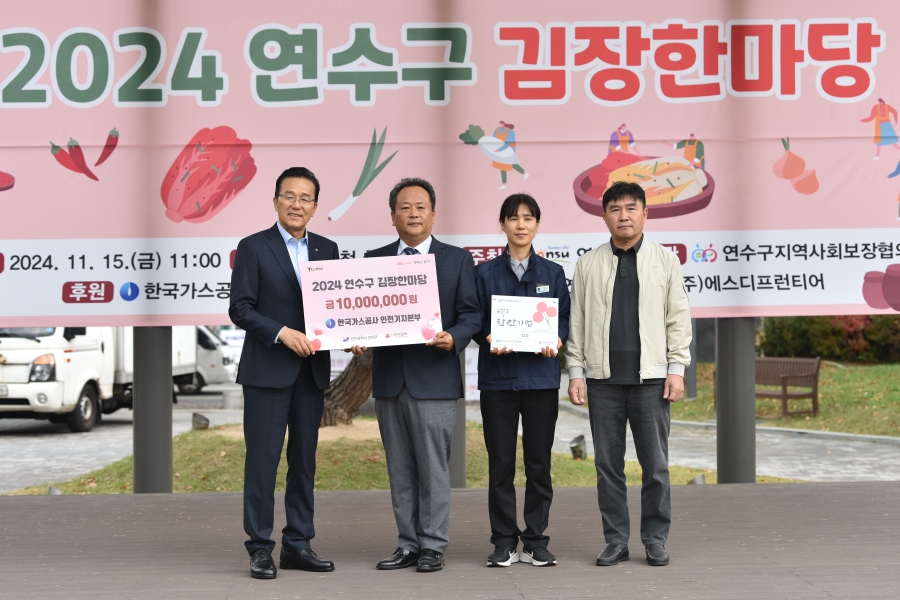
[791,170,819,195]
[773,137,806,179]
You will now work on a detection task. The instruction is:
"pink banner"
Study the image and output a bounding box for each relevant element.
[0,0,899,324]
[300,255,441,350]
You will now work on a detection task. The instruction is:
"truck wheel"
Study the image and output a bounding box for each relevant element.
[177,373,205,395]
[66,385,98,433]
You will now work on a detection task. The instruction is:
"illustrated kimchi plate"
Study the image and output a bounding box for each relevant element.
[161,126,257,223]
[573,153,715,219]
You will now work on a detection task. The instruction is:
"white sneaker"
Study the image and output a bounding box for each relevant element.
[486,546,519,567]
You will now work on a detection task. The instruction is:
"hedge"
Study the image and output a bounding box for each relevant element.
[760,315,900,363]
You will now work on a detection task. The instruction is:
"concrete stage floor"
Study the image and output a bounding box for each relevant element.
[2,483,898,599]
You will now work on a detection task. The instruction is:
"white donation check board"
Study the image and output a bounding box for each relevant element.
[490,295,559,353]
[301,255,442,351]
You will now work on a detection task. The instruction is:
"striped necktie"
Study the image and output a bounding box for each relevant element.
[403,247,420,255]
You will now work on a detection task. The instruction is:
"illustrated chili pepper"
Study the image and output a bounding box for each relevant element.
[67,138,99,181]
[94,127,119,167]
[160,126,256,223]
[50,141,81,173]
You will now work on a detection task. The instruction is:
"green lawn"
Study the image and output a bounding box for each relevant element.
[670,362,900,436]
[5,419,795,496]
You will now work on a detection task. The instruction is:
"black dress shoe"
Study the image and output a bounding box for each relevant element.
[279,548,335,572]
[596,543,630,566]
[377,547,421,570]
[250,548,277,579]
[416,548,444,572]
[645,543,669,566]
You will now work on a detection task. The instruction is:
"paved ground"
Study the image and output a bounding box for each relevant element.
[4,385,900,495]
[2,483,898,599]
[475,403,900,483]
[0,385,243,493]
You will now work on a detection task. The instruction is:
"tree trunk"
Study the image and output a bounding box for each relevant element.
[320,349,373,426]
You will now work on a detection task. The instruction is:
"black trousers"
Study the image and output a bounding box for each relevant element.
[242,359,324,555]
[480,389,558,550]
[586,380,671,546]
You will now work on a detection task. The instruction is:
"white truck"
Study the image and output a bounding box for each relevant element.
[177,325,238,394]
[0,326,198,433]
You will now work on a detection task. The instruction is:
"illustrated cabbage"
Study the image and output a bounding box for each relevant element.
[160,126,257,223]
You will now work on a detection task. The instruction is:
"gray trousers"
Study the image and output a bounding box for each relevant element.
[376,385,457,553]
[586,380,671,546]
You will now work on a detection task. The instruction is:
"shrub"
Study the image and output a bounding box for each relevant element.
[760,315,900,363]
[860,316,900,363]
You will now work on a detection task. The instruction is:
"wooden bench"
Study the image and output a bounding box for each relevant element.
[714,357,821,417]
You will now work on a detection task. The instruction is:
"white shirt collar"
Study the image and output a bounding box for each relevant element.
[397,235,433,255]
[276,221,308,245]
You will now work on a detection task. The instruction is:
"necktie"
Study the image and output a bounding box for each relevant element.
[403,247,420,255]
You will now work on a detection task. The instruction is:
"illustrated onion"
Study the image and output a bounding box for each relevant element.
[773,137,806,180]
[790,170,819,195]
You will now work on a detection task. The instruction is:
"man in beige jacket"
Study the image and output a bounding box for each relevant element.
[566,181,691,567]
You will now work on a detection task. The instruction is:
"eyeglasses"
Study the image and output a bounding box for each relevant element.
[278,193,316,205]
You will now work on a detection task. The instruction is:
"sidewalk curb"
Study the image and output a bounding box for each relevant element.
[558,402,900,446]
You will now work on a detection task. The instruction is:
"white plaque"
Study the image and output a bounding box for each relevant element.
[490,295,559,353]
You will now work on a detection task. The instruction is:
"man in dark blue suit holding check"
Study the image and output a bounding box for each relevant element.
[229,167,340,580]
[350,177,481,573]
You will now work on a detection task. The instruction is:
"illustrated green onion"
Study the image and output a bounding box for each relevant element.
[329,127,399,221]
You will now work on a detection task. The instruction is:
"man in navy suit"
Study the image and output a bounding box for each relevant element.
[229,167,340,579]
[350,177,481,572]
